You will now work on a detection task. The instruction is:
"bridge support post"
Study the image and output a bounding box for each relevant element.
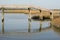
[50,12,53,20]
[2,7,4,34]
[39,10,43,20]
[28,8,31,32]
[40,14,43,20]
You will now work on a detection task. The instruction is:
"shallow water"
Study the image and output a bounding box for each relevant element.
[0,13,60,40]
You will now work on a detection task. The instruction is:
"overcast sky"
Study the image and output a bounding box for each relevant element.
[0,0,60,9]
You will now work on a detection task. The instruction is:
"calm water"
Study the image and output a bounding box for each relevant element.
[0,13,60,40]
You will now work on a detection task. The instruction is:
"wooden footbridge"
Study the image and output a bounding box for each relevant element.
[0,5,54,33]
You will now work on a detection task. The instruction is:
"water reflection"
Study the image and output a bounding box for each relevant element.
[29,21,51,32]
[52,26,60,35]
[30,21,60,34]
[28,18,31,32]
[0,13,60,34]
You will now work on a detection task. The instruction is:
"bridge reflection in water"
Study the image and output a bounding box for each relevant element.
[1,20,60,34]
[0,13,60,36]
[28,20,60,35]
[28,20,51,32]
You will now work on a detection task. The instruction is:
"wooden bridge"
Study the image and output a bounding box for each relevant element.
[0,5,54,33]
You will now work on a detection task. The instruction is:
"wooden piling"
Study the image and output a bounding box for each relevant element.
[50,12,53,20]
[39,9,43,20]
[28,8,31,32]
[2,7,4,33]
[39,10,42,32]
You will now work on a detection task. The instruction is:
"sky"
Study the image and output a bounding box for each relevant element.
[0,0,60,9]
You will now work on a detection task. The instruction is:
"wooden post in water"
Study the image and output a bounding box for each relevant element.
[2,7,4,33]
[39,10,42,32]
[50,12,53,20]
[39,9,43,20]
[28,8,31,32]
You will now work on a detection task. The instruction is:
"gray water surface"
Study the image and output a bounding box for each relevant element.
[0,13,60,40]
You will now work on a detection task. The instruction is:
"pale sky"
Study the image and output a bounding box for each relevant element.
[0,0,60,9]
